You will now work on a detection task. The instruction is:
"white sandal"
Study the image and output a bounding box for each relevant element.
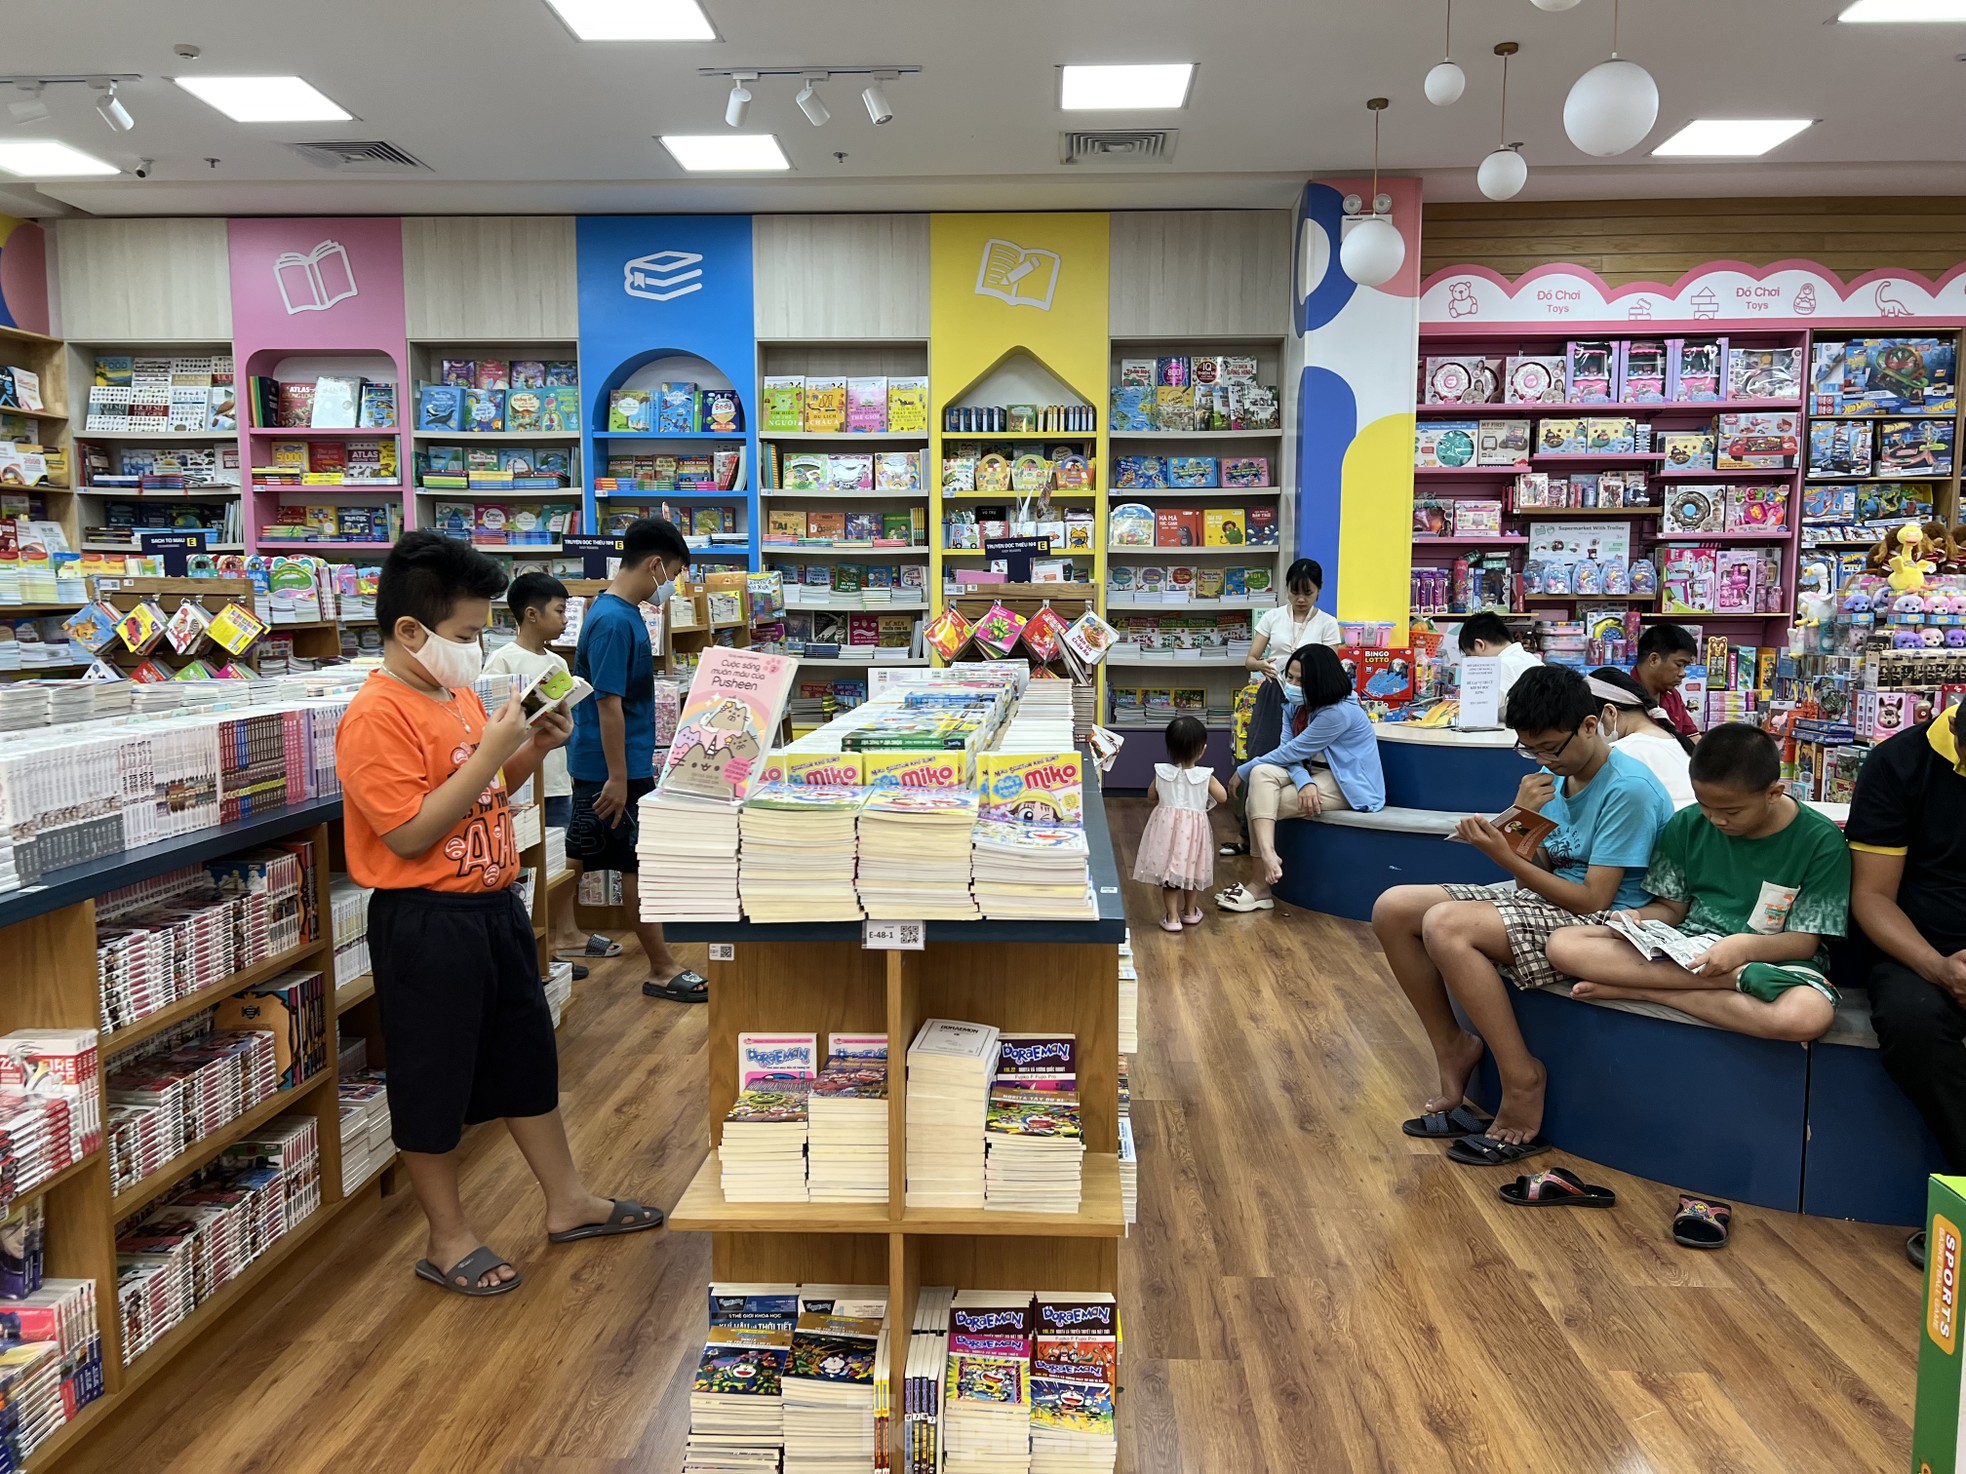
[1215,884,1275,913]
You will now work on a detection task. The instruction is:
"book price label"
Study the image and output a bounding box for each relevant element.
[709,943,734,961]
[863,919,925,951]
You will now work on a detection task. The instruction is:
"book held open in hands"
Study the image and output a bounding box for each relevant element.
[1443,804,1556,860]
[1604,912,1725,971]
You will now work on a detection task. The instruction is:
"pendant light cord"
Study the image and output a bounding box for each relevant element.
[1498,48,1508,147]
[1443,0,1452,60]
[1611,0,1622,59]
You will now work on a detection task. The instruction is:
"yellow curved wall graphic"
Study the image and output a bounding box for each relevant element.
[1336,410,1418,632]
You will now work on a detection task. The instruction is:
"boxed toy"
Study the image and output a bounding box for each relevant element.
[1221,455,1270,488]
[1670,336,1728,401]
[1422,356,1499,404]
[1535,419,1587,456]
[1727,345,1802,402]
[1581,417,1639,455]
[1808,420,1873,477]
[1802,484,1858,522]
[1725,484,1788,531]
[1415,421,1479,469]
[1879,418,1955,478]
[1456,500,1504,535]
[1504,355,1567,404]
[1841,335,1957,416]
[1566,341,1617,403]
[1477,420,1532,467]
[1662,485,1726,534]
[1717,410,1800,470]
[1659,431,1716,472]
[1619,340,1670,402]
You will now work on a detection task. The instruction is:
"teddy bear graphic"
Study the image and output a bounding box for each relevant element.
[1446,280,1479,319]
[667,697,763,798]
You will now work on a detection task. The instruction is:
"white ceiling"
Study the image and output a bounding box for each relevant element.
[2,0,1965,217]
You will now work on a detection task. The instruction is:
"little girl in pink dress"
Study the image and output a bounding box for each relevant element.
[1132,716,1228,933]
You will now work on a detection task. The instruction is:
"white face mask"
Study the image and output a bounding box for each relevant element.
[656,579,677,607]
[409,623,485,689]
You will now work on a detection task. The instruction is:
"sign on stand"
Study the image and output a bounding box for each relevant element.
[864,919,926,951]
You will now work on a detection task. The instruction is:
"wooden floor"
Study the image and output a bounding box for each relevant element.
[80,797,1921,1474]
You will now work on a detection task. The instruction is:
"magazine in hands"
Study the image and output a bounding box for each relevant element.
[1605,912,1725,971]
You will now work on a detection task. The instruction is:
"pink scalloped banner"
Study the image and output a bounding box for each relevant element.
[1420,258,1966,331]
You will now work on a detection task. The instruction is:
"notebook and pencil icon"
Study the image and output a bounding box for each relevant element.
[975,238,1061,311]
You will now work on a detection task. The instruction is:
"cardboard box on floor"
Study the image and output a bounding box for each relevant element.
[1915,1176,1966,1473]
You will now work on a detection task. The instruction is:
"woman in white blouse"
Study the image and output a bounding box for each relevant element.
[1246,559,1343,679]
[1590,666,1696,807]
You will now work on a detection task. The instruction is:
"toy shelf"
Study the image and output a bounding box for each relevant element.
[1532,453,1667,464]
[1800,473,1950,485]
[1513,506,1662,518]
[1651,530,1794,542]
[1416,399,1801,417]
[1652,466,1799,480]
[1413,466,1524,479]
[1521,593,1661,604]
[1414,535,1530,546]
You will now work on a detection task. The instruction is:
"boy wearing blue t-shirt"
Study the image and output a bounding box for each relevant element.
[1372,665,1674,1164]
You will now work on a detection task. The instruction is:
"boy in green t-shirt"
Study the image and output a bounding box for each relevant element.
[1546,723,1851,1042]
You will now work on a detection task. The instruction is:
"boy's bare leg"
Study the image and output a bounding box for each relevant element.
[1372,884,1485,1113]
[1422,901,1547,1145]
[402,1149,515,1289]
[504,1109,623,1235]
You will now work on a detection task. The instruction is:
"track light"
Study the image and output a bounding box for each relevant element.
[7,84,47,126]
[795,75,830,126]
[94,81,133,133]
[862,76,894,125]
[725,74,752,128]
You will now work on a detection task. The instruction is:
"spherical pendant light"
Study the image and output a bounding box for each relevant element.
[1563,57,1658,156]
[1340,215,1405,289]
[1478,146,1528,200]
[1425,60,1466,106]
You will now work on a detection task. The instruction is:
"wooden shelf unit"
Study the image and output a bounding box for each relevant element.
[0,322,73,545]
[0,807,393,1469]
[661,772,1129,1466]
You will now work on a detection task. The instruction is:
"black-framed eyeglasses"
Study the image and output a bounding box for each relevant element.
[1513,731,1576,765]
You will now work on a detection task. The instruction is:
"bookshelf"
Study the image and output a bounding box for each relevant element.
[240,349,408,559]
[0,323,74,553]
[1411,325,1811,640]
[406,339,583,573]
[0,801,394,1468]
[580,350,756,573]
[87,576,342,678]
[758,341,932,682]
[662,765,1128,1466]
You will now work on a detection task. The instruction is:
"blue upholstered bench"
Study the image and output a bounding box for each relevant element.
[1457,982,1946,1226]
[1272,808,1508,921]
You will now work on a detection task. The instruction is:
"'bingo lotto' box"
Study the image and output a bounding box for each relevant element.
[756,750,867,786]
[975,751,1084,825]
[863,750,972,789]
[1915,1176,1966,1472]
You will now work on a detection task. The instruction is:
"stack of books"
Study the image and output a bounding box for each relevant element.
[1118,932,1137,1056]
[903,1286,956,1474]
[905,1019,999,1210]
[942,1291,1035,1473]
[1117,1062,1136,1229]
[0,1028,104,1166]
[336,1073,391,1195]
[687,1283,800,1469]
[806,1035,889,1205]
[970,820,1095,920]
[0,1340,66,1458]
[984,1035,1084,1215]
[1,1278,104,1439]
[720,1086,811,1204]
[739,783,867,922]
[636,791,743,922]
[783,1300,886,1473]
[858,789,981,920]
[1029,1293,1120,1473]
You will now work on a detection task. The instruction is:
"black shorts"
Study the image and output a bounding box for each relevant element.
[566,775,656,874]
[368,887,559,1154]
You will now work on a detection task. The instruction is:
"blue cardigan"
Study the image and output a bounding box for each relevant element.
[1238,694,1387,812]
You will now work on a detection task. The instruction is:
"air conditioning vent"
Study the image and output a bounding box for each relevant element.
[285,140,430,173]
[1059,129,1177,165]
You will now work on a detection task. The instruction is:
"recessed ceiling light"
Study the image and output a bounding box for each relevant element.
[659,133,791,171]
[1059,63,1195,111]
[0,139,121,177]
[173,76,351,122]
[1838,0,1966,20]
[1651,118,1814,156]
[544,0,716,40]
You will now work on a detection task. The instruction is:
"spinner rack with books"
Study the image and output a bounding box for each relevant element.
[85,575,341,678]
[580,348,756,573]
[758,339,934,675]
[1104,334,1289,783]
[407,339,584,568]
[1413,324,1810,641]
[66,340,241,559]
[663,762,1129,1469]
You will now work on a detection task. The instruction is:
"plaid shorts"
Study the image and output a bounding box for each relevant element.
[1437,882,1611,992]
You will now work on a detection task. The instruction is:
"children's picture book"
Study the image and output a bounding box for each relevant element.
[356,381,396,429]
[418,384,463,431]
[310,375,359,429]
[738,1032,819,1086]
[1445,804,1556,859]
[1606,911,1721,970]
[505,389,544,434]
[464,387,506,433]
[660,647,797,803]
[608,389,653,433]
[763,376,805,432]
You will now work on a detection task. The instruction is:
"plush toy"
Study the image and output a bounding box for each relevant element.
[1844,589,1874,614]
[1925,627,1949,648]
[1888,521,1937,594]
[1894,629,1925,648]
[1893,591,1929,621]
[1948,628,1966,648]
[1628,558,1658,596]
[1604,559,1630,595]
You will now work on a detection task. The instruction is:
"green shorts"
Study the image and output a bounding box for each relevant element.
[1736,962,1840,1007]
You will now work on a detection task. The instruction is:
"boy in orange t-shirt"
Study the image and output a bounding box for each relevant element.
[337,533,663,1297]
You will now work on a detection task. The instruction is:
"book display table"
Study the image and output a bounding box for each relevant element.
[664,778,1130,1464]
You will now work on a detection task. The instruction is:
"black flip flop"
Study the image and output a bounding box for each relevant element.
[555,933,621,961]
[644,969,709,1003]
[546,1198,666,1244]
[414,1246,521,1297]
[571,963,589,981]
[1499,1166,1616,1208]
[1445,1132,1552,1167]
[1401,1104,1492,1139]
[1909,1230,1929,1270]
[1672,1194,1732,1249]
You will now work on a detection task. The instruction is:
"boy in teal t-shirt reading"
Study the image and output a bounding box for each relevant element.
[1548,723,1851,1042]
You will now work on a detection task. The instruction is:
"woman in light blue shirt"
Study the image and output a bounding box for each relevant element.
[1218,644,1387,912]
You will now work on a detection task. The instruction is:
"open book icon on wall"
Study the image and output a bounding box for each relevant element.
[275,240,359,315]
[976,238,1061,311]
